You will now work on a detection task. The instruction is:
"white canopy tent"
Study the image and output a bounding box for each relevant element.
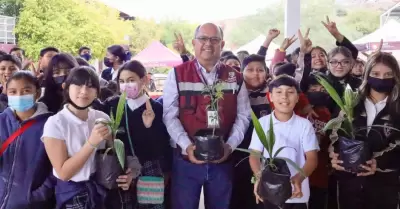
[353,19,400,52]
[234,35,280,66]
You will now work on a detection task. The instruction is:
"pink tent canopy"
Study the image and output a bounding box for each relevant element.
[132,41,182,68]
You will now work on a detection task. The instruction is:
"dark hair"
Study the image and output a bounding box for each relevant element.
[0,54,22,69]
[274,63,296,77]
[6,71,39,90]
[221,50,234,58]
[311,46,328,57]
[291,47,301,57]
[359,52,400,115]
[224,55,240,63]
[40,47,59,57]
[355,58,366,66]
[41,53,78,112]
[269,74,300,93]
[99,87,114,102]
[78,46,91,54]
[242,54,266,70]
[75,56,90,66]
[107,45,127,63]
[10,47,25,56]
[106,80,118,94]
[0,51,7,56]
[116,60,147,81]
[63,66,100,103]
[272,61,286,72]
[306,72,331,91]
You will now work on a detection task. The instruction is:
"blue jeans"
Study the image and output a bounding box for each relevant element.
[171,150,233,209]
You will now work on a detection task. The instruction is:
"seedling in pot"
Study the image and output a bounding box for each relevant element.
[95,92,127,169]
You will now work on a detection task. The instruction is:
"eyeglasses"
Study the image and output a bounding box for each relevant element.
[195,36,222,45]
[329,60,351,67]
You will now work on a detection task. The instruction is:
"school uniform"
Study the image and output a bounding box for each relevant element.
[100,95,172,209]
[334,97,400,209]
[42,105,110,209]
[249,112,319,209]
[0,103,54,209]
[101,68,118,82]
[230,83,271,209]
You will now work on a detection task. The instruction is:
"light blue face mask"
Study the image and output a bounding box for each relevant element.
[8,94,35,112]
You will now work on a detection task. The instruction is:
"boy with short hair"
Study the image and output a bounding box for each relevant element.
[305,73,333,209]
[0,54,21,112]
[249,75,319,209]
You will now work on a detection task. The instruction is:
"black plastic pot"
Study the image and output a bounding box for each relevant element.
[95,149,124,190]
[257,159,292,207]
[193,129,224,161]
[338,136,371,173]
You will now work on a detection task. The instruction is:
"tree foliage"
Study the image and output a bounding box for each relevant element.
[227,0,381,51]
[0,0,23,17]
[158,19,198,53]
[129,18,162,54]
[15,0,133,59]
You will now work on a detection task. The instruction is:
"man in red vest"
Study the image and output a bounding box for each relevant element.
[163,23,251,209]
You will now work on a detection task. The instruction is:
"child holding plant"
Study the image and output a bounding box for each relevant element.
[248,75,319,209]
[329,52,400,209]
[42,67,133,209]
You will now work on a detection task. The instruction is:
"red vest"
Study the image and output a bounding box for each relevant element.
[175,60,243,141]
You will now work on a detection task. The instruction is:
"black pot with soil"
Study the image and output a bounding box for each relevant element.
[337,136,371,173]
[193,128,224,161]
[95,148,124,190]
[257,158,292,207]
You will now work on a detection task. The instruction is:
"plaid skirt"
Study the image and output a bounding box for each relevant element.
[63,192,105,209]
[136,160,164,209]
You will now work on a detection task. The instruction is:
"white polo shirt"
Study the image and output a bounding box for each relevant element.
[42,105,110,182]
[249,112,319,203]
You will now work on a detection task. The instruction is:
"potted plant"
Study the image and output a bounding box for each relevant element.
[95,92,127,189]
[316,76,400,173]
[193,81,225,161]
[237,112,305,207]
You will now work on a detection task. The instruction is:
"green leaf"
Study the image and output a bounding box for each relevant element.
[267,115,275,158]
[102,147,113,160]
[273,146,295,159]
[275,157,305,177]
[251,111,269,152]
[114,139,125,169]
[316,75,345,111]
[235,148,269,161]
[322,117,344,132]
[114,92,127,132]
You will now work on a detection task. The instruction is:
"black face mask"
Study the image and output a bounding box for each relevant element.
[104,57,113,68]
[54,75,66,85]
[307,91,330,107]
[367,76,395,93]
[68,99,93,110]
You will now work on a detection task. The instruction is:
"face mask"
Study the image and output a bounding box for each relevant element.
[125,51,132,61]
[120,82,141,99]
[68,99,93,110]
[81,54,92,61]
[104,57,113,68]
[307,92,330,107]
[8,94,35,112]
[367,77,395,93]
[54,75,66,85]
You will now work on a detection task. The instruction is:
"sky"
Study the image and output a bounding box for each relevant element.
[99,0,278,22]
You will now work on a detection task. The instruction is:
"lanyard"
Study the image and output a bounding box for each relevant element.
[195,60,220,87]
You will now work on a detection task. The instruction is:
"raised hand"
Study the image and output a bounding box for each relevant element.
[267,28,280,40]
[280,34,298,51]
[142,99,155,128]
[173,32,188,55]
[321,16,340,36]
[298,28,313,53]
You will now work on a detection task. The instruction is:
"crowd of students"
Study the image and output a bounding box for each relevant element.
[0,18,399,209]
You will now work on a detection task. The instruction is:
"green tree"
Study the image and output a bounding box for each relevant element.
[158,19,198,53]
[0,0,23,17]
[129,18,162,54]
[15,0,133,59]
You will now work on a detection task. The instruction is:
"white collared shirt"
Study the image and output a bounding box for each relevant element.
[127,94,149,111]
[364,97,388,132]
[162,62,251,154]
[42,105,110,182]
[110,68,118,81]
[249,112,319,203]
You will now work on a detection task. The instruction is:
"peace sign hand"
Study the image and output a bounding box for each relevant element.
[321,16,340,37]
[173,32,188,55]
[280,34,298,51]
[298,28,313,53]
[142,99,155,128]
